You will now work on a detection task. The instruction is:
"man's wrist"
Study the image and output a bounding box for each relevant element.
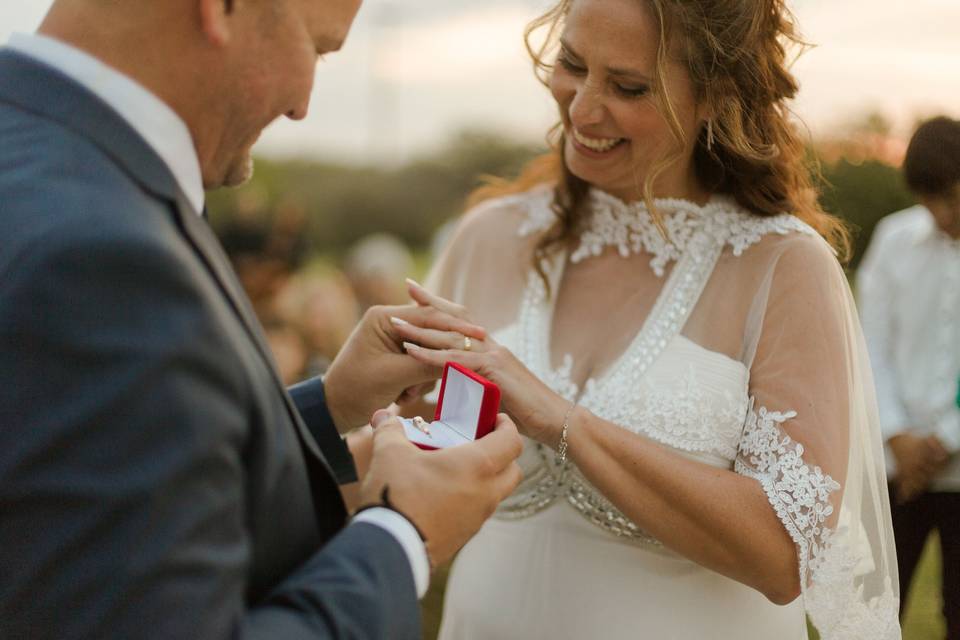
[352,506,431,599]
[320,371,352,433]
[289,376,359,483]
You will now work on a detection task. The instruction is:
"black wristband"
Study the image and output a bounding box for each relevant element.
[353,485,429,544]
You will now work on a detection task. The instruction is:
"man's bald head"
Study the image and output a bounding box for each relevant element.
[39,0,363,189]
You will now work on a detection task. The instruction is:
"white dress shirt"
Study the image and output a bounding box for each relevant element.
[858,205,960,491]
[5,32,430,595]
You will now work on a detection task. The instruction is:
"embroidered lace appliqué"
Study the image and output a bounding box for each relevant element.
[624,365,748,460]
[517,187,820,275]
[735,403,840,576]
[735,402,898,639]
[805,538,900,639]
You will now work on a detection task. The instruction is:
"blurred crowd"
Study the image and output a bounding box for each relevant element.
[218,209,424,385]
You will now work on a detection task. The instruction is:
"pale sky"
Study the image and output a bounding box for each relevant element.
[2,0,958,164]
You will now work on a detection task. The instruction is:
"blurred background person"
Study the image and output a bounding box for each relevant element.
[262,318,311,385]
[858,115,960,637]
[218,210,309,323]
[276,266,362,377]
[345,232,416,311]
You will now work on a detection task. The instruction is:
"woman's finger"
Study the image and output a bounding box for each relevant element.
[391,317,484,353]
[406,278,470,319]
[390,307,487,340]
[402,341,485,372]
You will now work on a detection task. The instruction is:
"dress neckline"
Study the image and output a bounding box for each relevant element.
[573,189,740,275]
[517,185,817,277]
[522,222,727,407]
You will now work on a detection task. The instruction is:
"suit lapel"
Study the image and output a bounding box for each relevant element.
[0,49,346,531]
[170,193,346,517]
[172,191,284,405]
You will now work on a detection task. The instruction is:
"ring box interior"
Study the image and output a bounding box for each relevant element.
[401,362,500,450]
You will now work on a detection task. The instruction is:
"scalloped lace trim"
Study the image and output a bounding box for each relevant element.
[517,187,819,276]
[735,401,898,639]
[735,403,841,572]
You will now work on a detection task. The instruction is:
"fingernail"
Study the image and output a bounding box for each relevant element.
[406,277,423,289]
[390,316,409,326]
[403,341,419,351]
[371,409,392,429]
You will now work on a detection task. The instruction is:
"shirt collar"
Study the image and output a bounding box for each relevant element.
[6,32,205,215]
[917,207,960,249]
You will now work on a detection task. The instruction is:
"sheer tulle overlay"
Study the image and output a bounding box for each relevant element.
[428,186,900,639]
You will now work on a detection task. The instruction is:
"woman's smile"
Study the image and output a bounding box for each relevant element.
[570,127,628,158]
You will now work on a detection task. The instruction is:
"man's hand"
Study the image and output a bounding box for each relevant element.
[323,304,486,431]
[890,433,950,503]
[358,411,523,568]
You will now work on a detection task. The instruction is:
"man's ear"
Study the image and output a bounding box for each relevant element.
[199,0,232,46]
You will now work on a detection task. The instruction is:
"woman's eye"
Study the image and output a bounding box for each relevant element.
[557,54,586,74]
[616,84,650,98]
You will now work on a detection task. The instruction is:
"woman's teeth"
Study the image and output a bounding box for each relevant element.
[572,129,624,152]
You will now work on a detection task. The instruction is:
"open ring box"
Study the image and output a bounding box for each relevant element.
[401,362,501,450]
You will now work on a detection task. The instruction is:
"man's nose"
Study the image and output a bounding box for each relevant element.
[286,101,309,122]
[286,77,316,122]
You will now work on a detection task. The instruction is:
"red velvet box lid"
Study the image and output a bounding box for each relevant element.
[401,362,500,450]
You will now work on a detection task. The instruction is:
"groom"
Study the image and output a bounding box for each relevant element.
[0,1,522,639]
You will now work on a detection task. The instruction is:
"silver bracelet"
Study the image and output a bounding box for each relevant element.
[556,401,577,464]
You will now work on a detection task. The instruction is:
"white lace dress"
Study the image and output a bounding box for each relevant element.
[427,186,900,640]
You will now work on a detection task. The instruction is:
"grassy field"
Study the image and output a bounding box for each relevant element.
[902,534,946,640]
[421,534,946,639]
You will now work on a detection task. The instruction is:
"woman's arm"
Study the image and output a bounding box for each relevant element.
[560,404,801,604]
[398,281,801,604]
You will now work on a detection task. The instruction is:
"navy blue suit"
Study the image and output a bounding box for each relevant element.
[0,50,419,639]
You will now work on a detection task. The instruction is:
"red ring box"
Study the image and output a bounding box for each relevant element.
[401,362,501,450]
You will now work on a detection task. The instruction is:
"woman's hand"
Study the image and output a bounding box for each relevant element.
[393,279,568,447]
[323,301,487,430]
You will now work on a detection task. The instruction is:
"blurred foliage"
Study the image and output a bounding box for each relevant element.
[819,158,915,271]
[209,125,917,270]
[208,131,545,259]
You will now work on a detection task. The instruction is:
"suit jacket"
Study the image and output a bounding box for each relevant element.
[0,49,419,639]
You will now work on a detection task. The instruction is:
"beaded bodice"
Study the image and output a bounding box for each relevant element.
[493,188,819,544]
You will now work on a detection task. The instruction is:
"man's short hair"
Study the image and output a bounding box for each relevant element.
[903,116,960,195]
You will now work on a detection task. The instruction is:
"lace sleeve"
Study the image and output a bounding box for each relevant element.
[737,235,900,639]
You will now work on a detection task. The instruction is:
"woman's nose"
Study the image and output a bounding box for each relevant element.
[568,81,605,129]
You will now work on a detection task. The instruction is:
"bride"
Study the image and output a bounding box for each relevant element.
[392,0,900,637]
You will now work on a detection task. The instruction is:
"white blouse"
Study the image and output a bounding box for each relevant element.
[858,205,960,491]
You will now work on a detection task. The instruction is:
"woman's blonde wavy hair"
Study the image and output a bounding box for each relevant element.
[468,0,850,281]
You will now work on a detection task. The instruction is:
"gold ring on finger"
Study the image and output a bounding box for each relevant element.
[463,336,472,351]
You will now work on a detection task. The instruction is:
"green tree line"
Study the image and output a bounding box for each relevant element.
[209,129,917,269]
